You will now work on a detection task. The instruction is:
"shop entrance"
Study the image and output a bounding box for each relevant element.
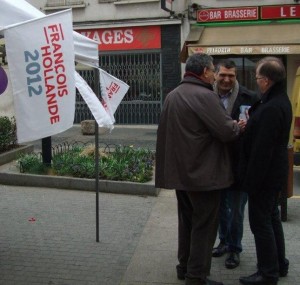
[75,51,162,124]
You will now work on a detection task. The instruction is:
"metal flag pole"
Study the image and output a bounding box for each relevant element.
[94,67,100,242]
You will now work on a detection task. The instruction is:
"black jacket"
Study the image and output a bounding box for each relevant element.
[231,85,258,120]
[229,85,258,190]
[238,81,292,195]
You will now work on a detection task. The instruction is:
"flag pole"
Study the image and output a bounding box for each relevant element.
[94,67,100,242]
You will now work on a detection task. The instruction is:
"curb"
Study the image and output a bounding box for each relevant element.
[0,145,34,166]
[0,162,159,197]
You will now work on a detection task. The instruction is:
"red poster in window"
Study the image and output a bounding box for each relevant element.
[77,26,161,51]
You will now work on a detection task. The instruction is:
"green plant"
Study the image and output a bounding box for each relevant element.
[17,153,47,174]
[17,144,155,183]
[0,116,17,152]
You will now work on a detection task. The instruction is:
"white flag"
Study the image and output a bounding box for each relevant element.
[75,71,114,129]
[99,68,129,116]
[4,10,75,143]
[0,0,99,67]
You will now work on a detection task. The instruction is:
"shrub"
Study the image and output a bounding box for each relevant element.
[17,144,155,183]
[18,153,47,174]
[0,116,17,152]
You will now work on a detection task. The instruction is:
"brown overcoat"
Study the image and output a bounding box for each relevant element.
[155,76,240,191]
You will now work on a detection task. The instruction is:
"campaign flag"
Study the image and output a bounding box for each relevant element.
[0,0,99,67]
[75,71,114,129]
[4,10,75,143]
[99,68,129,116]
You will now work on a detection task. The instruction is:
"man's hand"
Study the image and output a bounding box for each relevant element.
[238,119,247,132]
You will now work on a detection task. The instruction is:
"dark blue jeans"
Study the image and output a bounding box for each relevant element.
[218,189,248,253]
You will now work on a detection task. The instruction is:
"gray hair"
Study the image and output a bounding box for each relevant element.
[185,53,214,76]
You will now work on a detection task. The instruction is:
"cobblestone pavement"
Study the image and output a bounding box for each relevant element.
[0,185,156,285]
[0,185,299,285]
[1,125,300,285]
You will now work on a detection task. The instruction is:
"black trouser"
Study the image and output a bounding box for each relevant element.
[248,191,287,282]
[176,189,221,284]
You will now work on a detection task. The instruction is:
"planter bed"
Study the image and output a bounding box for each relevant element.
[0,145,34,166]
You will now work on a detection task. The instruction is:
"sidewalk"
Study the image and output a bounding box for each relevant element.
[0,185,299,285]
[31,124,158,152]
[0,124,299,285]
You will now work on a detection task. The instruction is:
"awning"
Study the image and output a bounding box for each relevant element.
[182,23,300,61]
[179,26,204,62]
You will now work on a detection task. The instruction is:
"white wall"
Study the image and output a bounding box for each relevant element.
[26,0,188,23]
[190,0,298,8]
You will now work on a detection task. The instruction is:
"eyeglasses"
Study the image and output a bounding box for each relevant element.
[256,76,265,80]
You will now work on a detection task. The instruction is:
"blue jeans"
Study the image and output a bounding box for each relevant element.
[218,190,248,253]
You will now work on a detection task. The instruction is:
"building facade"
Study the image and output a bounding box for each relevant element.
[26,0,187,124]
[21,0,300,126]
[183,0,300,103]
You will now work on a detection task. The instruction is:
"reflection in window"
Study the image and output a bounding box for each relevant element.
[214,55,285,93]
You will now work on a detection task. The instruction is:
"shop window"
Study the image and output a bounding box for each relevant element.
[75,51,162,124]
[99,52,161,102]
[114,0,159,4]
[214,55,285,93]
[46,0,84,6]
[45,0,86,9]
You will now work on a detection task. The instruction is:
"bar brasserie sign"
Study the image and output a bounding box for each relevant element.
[197,5,300,23]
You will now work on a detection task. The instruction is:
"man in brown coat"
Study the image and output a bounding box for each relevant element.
[155,53,241,285]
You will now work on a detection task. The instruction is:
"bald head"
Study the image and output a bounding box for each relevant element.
[256,57,286,84]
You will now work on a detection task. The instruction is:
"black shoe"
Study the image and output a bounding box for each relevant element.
[205,279,224,285]
[212,242,227,257]
[239,272,277,285]
[225,252,240,269]
[279,258,289,277]
[177,271,185,280]
[185,277,223,285]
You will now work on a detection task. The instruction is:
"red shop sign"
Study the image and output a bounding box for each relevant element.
[197,7,258,22]
[77,26,161,51]
[261,5,300,19]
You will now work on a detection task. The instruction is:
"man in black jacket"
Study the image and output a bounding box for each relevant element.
[239,57,291,285]
[212,59,258,269]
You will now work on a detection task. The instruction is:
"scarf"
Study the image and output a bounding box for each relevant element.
[213,80,239,114]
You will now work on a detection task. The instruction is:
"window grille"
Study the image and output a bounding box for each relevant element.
[75,51,162,124]
[46,0,84,7]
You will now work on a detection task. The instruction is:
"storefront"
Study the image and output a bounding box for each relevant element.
[75,23,181,124]
[181,4,300,99]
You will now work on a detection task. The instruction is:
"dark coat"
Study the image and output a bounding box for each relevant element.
[229,85,258,190]
[238,82,292,195]
[155,76,240,192]
[231,85,258,121]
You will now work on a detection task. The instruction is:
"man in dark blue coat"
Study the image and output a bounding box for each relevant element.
[239,57,291,285]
